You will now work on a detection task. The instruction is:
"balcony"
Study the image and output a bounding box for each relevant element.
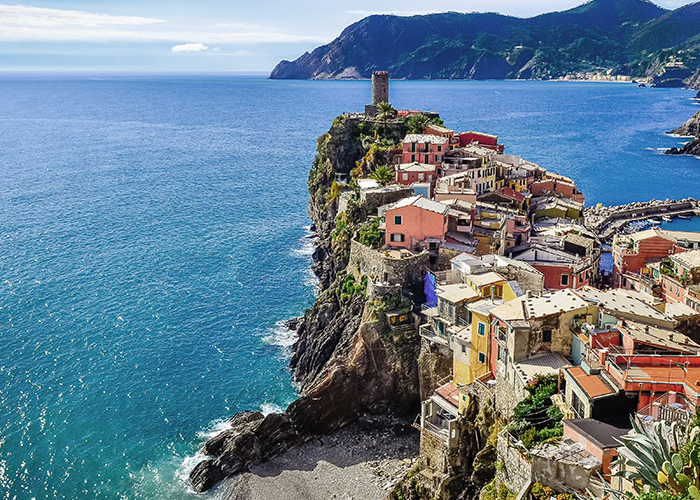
[419,323,449,347]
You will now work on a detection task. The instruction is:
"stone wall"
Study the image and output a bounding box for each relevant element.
[420,429,450,474]
[496,431,532,494]
[361,185,414,216]
[348,239,430,287]
[494,375,521,418]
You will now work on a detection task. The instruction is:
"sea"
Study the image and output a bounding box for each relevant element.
[0,75,698,500]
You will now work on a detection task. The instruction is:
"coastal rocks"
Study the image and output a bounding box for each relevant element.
[190,291,422,492]
[667,110,700,157]
[667,139,700,157]
[669,110,700,137]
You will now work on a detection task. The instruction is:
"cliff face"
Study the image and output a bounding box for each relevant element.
[189,116,419,493]
[667,110,700,157]
[270,0,700,82]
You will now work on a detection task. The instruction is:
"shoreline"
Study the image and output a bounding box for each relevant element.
[218,417,419,500]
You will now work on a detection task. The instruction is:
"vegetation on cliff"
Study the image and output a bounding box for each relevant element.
[271,0,700,84]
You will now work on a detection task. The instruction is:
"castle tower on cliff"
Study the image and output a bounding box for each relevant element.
[365,71,389,117]
[372,71,389,104]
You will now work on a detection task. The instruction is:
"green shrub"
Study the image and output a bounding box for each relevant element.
[359,217,383,249]
[521,427,539,449]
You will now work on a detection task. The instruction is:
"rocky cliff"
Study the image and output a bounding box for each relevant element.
[189,115,420,493]
[667,110,700,157]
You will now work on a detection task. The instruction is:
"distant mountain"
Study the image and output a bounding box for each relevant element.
[270,0,700,84]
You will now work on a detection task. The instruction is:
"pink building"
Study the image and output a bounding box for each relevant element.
[459,131,504,154]
[402,134,449,166]
[395,162,439,186]
[384,196,449,251]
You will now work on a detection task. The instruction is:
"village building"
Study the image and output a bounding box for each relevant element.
[458,131,505,153]
[383,195,450,253]
[510,241,600,290]
[395,162,440,186]
[402,134,449,166]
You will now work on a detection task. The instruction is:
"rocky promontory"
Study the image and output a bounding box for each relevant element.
[667,110,700,157]
[189,114,423,493]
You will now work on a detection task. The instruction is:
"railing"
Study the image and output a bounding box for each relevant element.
[637,393,692,425]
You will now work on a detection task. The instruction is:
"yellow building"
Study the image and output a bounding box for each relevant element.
[453,278,522,399]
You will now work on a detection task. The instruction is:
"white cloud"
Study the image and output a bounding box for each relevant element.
[0,4,327,44]
[0,4,163,27]
[171,42,209,52]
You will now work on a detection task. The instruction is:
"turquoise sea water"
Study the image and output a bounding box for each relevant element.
[0,76,699,500]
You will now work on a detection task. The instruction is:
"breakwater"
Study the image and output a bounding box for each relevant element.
[584,198,699,240]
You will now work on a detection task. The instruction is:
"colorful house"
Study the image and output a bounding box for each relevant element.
[395,162,439,186]
[458,131,504,154]
[402,134,449,166]
[384,195,449,251]
[511,243,599,290]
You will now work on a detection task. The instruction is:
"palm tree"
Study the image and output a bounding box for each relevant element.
[369,165,395,186]
[405,113,431,134]
[376,101,396,121]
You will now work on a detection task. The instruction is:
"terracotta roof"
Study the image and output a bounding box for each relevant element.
[566,366,618,399]
[436,382,460,408]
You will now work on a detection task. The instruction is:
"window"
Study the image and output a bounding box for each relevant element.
[394,215,402,225]
[390,233,405,242]
[418,173,424,181]
[461,344,466,353]
[478,352,486,364]
[542,329,552,343]
[402,173,408,181]
[411,154,415,162]
[478,322,486,336]
[561,274,569,287]
[497,345,507,364]
[424,155,429,163]
[411,143,416,152]
[437,145,442,152]
[428,242,437,251]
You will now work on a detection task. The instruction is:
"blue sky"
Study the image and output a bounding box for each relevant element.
[0,0,693,73]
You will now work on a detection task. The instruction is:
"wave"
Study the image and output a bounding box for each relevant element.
[291,225,317,257]
[262,320,298,351]
[260,401,286,415]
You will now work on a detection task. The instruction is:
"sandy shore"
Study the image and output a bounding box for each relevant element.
[218,416,419,500]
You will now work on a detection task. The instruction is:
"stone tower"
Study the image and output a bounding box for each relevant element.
[372,71,389,104]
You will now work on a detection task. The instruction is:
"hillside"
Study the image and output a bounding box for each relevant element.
[270,0,700,83]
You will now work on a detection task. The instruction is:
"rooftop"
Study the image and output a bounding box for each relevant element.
[524,289,589,319]
[437,284,480,304]
[466,271,505,288]
[490,296,527,323]
[664,301,700,319]
[565,366,618,400]
[564,419,629,449]
[435,382,460,410]
[530,437,601,469]
[672,249,700,270]
[514,352,570,383]
[619,320,700,354]
[398,162,436,172]
[403,134,448,144]
[388,195,449,215]
[468,297,504,316]
[575,287,671,324]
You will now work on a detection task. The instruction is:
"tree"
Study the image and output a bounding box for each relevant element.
[369,165,395,186]
[376,101,396,121]
[405,113,431,134]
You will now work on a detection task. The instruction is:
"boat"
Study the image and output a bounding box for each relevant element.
[679,215,691,220]
[662,216,673,223]
[648,218,662,225]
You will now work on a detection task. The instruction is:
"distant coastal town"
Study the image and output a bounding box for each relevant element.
[193,73,700,500]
